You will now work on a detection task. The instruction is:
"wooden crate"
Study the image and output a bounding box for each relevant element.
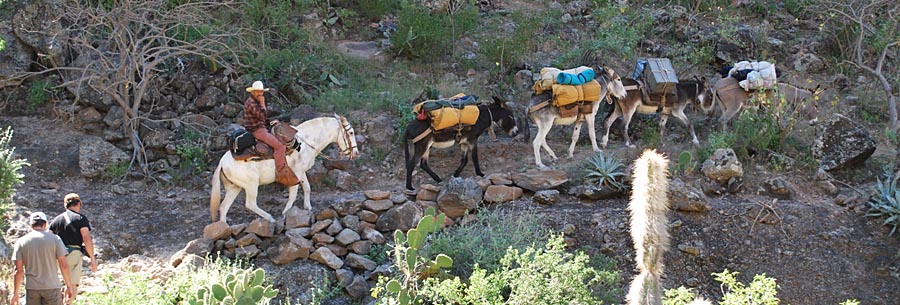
[642,58,679,94]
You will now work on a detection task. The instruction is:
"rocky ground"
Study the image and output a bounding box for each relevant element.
[2,110,900,304]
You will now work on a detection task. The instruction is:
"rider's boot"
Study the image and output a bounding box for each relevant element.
[275,157,300,186]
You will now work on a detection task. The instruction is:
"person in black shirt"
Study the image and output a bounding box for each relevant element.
[49,193,96,298]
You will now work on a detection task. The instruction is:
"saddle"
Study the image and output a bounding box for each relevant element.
[228,122,301,161]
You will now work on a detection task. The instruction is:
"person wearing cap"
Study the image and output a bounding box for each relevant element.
[48,193,96,300]
[243,80,300,186]
[11,212,76,305]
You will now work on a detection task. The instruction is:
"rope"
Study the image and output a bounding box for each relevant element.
[412,128,433,143]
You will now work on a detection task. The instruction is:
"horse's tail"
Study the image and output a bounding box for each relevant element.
[210,160,223,222]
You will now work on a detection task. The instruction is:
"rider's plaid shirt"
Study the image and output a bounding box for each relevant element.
[243,96,267,132]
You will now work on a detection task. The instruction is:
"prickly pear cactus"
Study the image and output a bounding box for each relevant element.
[378,207,453,305]
[188,267,278,305]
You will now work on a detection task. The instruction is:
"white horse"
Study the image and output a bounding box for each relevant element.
[210,115,359,224]
[525,66,628,169]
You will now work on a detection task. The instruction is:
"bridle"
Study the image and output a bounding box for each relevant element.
[337,116,357,158]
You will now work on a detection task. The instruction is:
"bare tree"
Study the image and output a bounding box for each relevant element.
[820,0,899,131]
[27,0,251,174]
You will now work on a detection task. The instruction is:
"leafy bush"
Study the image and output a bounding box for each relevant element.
[79,258,276,305]
[372,207,453,305]
[425,207,548,276]
[28,80,52,111]
[0,127,29,230]
[390,0,478,59]
[478,12,540,72]
[420,235,618,305]
[590,2,654,60]
[664,269,779,305]
[174,128,208,175]
[102,160,130,179]
[358,0,400,20]
[583,151,627,192]
[867,169,900,235]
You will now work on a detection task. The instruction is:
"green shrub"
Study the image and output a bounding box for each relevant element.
[371,207,453,305]
[867,169,900,235]
[177,143,208,175]
[590,2,654,61]
[102,160,130,179]
[672,150,698,176]
[358,0,400,20]
[28,80,52,111]
[663,269,779,305]
[583,151,627,192]
[425,207,548,276]
[0,127,29,230]
[478,12,540,72]
[390,0,478,59]
[0,38,6,52]
[188,267,278,305]
[420,235,618,305]
[698,129,735,161]
[79,258,276,305]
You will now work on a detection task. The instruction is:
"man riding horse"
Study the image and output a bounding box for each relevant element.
[243,81,300,186]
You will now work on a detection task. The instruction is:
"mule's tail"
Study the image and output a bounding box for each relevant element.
[626,150,671,305]
[210,161,223,222]
[523,107,531,143]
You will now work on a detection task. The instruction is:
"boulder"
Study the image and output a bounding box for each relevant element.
[668,178,710,213]
[202,222,232,240]
[345,275,371,299]
[323,243,349,257]
[310,219,333,235]
[79,137,131,178]
[483,185,523,203]
[310,247,344,269]
[284,207,313,229]
[268,236,311,265]
[765,177,797,200]
[235,245,260,259]
[169,238,213,268]
[335,269,354,287]
[363,199,394,212]
[436,177,483,217]
[326,218,344,235]
[376,202,424,232]
[357,210,378,223]
[0,19,33,88]
[341,215,360,232]
[512,170,568,192]
[701,148,743,184]
[349,240,372,255]
[364,190,391,200]
[416,184,440,201]
[532,190,560,205]
[328,169,356,191]
[13,1,66,68]
[362,227,386,245]
[316,208,338,221]
[813,114,877,171]
[345,253,377,271]
[194,86,226,110]
[245,218,275,238]
[332,193,365,216]
[335,228,362,246]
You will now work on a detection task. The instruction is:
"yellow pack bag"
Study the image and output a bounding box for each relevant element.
[581,79,602,102]
[430,105,480,130]
[552,84,584,107]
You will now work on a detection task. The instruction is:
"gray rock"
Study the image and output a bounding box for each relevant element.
[310,219,333,235]
[310,247,344,269]
[532,190,560,205]
[335,228,362,246]
[335,269,355,287]
[362,227,386,245]
[341,215,360,232]
[332,193,365,216]
[377,202,424,232]
[349,240,372,255]
[79,137,131,178]
[363,199,394,212]
[357,210,378,223]
[235,245,261,259]
[246,218,275,238]
[345,275,371,299]
[194,86,226,110]
[0,20,32,88]
[701,148,743,184]
[345,253,377,271]
[268,236,311,265]
[13,1,66,68]
[326,218,345,235]
[765,177,797,200]
[202,222,232,240]
[364,190,390,200]
[328,169,356,191]
[512,170,569,192]
[813,114,876,171]
[669,179,710,213]
[436,177,483,217]
[169,238,213,268]
[284,207,313,229]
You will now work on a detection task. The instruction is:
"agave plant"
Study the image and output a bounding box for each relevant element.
[867,169,900,235]
[583,152,627,192]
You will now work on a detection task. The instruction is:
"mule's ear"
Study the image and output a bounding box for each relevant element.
[492,95,508,108]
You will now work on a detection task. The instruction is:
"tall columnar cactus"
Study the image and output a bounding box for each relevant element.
[383,207,453,305]
[626,150,670,305]
[188,267,278,305]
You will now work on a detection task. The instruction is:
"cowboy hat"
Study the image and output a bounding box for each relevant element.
[245,81,270,92]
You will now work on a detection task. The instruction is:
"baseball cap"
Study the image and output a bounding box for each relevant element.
[30,212,48,224]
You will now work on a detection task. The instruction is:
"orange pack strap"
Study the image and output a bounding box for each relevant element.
[412,128,433,143]
[529,100,551,113]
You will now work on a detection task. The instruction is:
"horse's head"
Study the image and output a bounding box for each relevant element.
[334,114,359,160]
[598,66,627,100]
[490,96,519,137]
